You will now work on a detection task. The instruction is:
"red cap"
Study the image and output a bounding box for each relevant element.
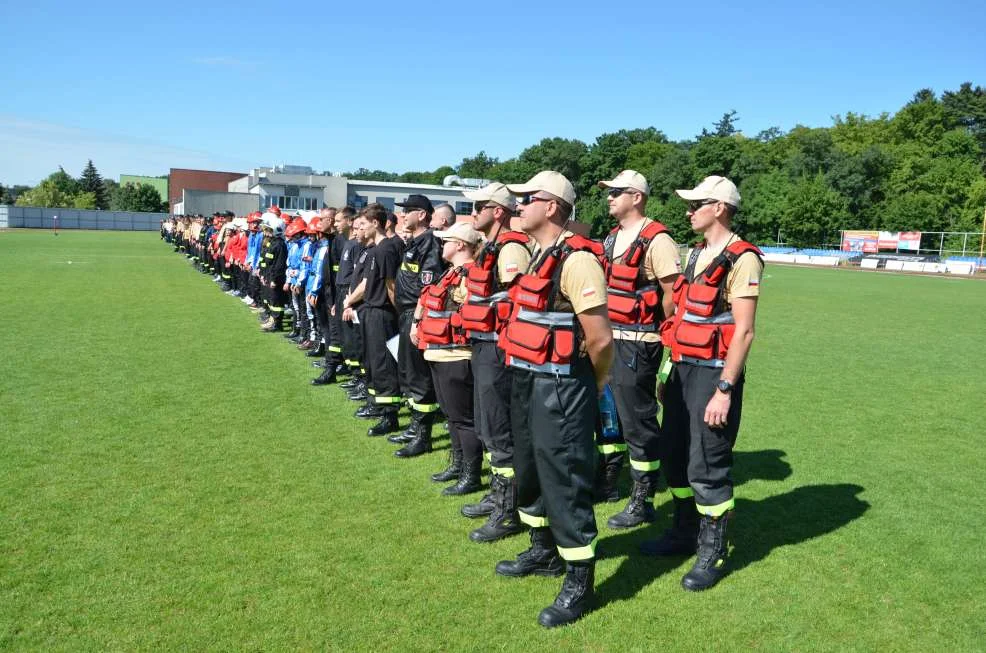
[284,216,307,238]
[270,206,281,215]
[307,218,321,235]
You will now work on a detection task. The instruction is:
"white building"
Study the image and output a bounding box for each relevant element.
[220,165,482,215]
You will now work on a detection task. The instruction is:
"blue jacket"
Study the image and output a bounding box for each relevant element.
[296,237,313,287]
[307,238,329,298]
[247,231,263,268]
[286,238,303,287]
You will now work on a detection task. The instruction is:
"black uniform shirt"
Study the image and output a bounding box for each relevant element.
[364,238,400,310]
[395,229,445,310]
[337,237,363,288]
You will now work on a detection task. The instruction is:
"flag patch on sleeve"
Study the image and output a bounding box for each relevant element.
[505,263,519,273]
[748,277,759,287]
[582,287,597,298]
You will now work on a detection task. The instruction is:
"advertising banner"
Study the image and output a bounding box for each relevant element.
[842,230,879,253]
[898,231,921,251]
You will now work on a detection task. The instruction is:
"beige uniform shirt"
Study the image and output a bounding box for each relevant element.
[496,239,533,286]
[609,219,680,342]
[423,276,472,363]
[689,235,763,306]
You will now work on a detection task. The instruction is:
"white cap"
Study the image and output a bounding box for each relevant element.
[598,169,650,195]
[675,175,741,208]
[434,222,482,245]
[506,171,576,206]
[463,182,515,210]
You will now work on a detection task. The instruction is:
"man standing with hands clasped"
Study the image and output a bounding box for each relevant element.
[495,171,613,628]
[641,175,763,593]
[597,170,680,529]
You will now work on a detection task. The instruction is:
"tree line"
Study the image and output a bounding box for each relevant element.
[1,161,167,213]
[5,83,983,245]
[346,83,986,246]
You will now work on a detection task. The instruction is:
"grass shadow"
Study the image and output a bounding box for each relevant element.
[594,483,869,607]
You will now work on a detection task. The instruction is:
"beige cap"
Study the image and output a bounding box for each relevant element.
[598,169,650,195]
[506,171,576,206]
[675,175,741,208]
[434,222,482,245]
[463,182,515,210]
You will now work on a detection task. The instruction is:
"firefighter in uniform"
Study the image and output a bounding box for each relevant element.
[307,217,335,384]
[342,216,373,403]
[409,222,484,497]
[495,171,613,628]
[391,194,446,458]
[641,175,763,593]
[355,204,404,436]
[259,216,288,332]
[333,208,362,379]
[456,182,531,543]
[598,170,681,529]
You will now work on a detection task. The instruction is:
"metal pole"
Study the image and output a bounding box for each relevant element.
[963,232,968,256]
[939,231,945,259]
[979,208,986,266]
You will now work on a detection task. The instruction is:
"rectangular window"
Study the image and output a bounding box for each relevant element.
[376,196,394,211]
[350,194,368,209]
[455,201,471,215]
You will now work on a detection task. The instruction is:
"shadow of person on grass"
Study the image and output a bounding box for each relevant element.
[594,483,869,608]
[613,448,793,499]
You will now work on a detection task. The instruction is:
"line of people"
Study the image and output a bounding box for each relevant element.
[161,171,763,628]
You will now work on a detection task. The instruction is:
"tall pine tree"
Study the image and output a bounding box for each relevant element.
[79,160,108,210]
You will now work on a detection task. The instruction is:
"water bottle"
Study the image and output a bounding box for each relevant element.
[599,385,620,440]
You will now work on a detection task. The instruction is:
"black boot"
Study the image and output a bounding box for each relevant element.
[640,495,700,556]
[283,328,300,339]
[594,455,622,503]
[348,382,368,402]
[495,527,564,578]
[339,376,359,389]
[470,474,523,542]
[537,561,596,628]
[311,369,337,386]
[681,511,732,591]
[394,418,433,458]
[354,403,383,419]
[306,342,326,357]
[606,479,656,529]
[430,447,462,482]
[388,411,421,444]
[367,410,399,437]
[461,491,495,518]
[441,454,481,495]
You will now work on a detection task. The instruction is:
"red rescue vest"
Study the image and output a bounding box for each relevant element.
[662,240,763,367]
[460,231,530,340]
[417,265,471,350]
[604,220,669,331]
[499,234,605,375]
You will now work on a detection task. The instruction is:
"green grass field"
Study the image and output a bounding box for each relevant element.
[2,230,985,651]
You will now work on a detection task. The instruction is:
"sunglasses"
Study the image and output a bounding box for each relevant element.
[687,199,720,212]
[518,194,553,206]
[473,201,496,213]
[607,188,637,199]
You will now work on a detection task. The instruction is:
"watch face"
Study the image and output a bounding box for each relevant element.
[717,380,732,392]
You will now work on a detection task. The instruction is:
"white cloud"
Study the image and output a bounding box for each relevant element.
[0,116,253,186]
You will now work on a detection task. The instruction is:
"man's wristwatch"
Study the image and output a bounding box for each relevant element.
[716,379,734,394]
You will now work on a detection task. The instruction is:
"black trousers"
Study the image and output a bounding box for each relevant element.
[472,340,515,473]
[431,359,481,460]
[356,306,369,381]
[512,360,599,562]
[342,297,362,371]
[248,271,261,301]
[610,338,663,483]
[363,306,400,407]
[398,308,439,416]
[313,293,329,346]
[324,288,345,365]
[660,363,744,516]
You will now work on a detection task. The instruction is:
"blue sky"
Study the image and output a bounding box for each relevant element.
[1,0,984,186]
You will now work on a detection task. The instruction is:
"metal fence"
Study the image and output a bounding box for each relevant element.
[0,205,168,231]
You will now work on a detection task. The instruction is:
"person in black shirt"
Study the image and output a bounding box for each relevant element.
[341,216,372,401]
[391,194,447,459]
[357,204,403,436]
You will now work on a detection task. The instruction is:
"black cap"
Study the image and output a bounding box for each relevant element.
[395,194,433,213]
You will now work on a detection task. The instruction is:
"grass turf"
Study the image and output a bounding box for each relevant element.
[1,230,985,651]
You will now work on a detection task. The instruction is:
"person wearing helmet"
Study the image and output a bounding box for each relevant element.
[301,214,325,356]
[309,208,338,363]
[284,216,311,342]
[310,216,339,385]
[242,213,263,307]
[259,216,289,332]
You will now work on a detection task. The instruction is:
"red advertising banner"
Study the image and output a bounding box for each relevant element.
[898,231,921,251]
[842,231,879,253]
